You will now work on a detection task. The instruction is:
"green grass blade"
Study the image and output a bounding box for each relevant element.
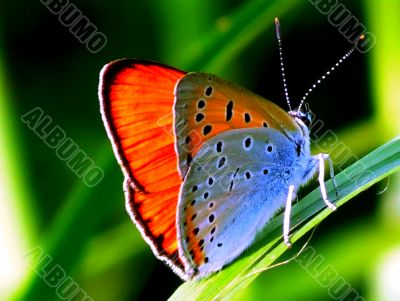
[169,136,400,301]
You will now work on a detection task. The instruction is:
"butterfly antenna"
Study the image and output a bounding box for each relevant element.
[297,34,365,112]
[275,17,292,111]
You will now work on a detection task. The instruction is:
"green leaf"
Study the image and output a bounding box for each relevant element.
[169,136,400,300]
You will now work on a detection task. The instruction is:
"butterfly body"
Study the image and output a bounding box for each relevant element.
[99,59,336,281]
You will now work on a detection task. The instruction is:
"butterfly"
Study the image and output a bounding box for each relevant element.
[98,19,362,280]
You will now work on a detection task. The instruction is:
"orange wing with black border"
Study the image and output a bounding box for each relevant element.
[99,59,187,278]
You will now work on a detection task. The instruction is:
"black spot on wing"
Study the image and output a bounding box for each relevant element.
[244,113,251,123]
[196,113,205,122]
[205,86,213,96]
[218,157,226,168]
[216,141,223,152]
[226,100,233,121]
[203,125,212,135]
[198,99,205,109]
[229,168,240,191]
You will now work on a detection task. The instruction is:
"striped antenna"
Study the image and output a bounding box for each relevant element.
[296,34,365,112]
[274,17,292,111]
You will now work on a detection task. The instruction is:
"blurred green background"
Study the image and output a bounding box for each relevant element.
[1,0,399,300]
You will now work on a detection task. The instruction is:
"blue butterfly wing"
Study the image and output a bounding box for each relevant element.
[176,127,316,278]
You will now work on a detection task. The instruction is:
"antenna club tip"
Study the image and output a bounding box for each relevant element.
[354,34,365,46]
[275,17,280,24]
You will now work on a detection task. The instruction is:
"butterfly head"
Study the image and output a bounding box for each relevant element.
[287,109,313,157]
[288,109,312,128]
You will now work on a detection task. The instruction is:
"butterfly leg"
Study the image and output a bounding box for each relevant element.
[318,153,337,210]
[326,154,339,198]
[283,184,295,247]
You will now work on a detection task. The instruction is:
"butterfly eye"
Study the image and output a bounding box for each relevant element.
[300,112,313,127]
[289,110,313,127]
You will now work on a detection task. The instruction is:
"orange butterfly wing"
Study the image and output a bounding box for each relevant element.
[99,59,187,278]
[174,72,302,177]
